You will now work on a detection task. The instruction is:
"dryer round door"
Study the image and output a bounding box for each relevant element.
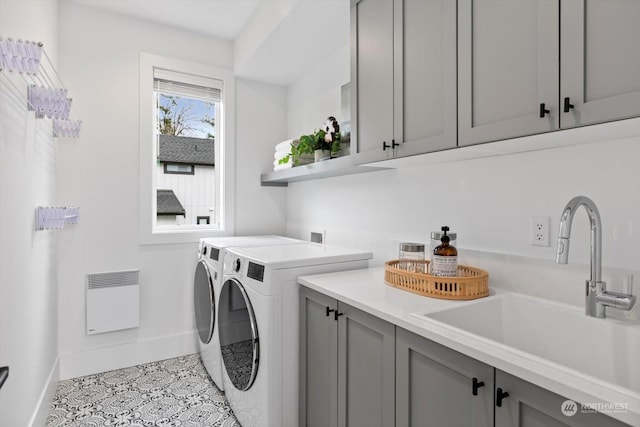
[218,278,259,391]
[194,260,215,344]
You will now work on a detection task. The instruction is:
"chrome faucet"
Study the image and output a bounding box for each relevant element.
[556,196,636,318]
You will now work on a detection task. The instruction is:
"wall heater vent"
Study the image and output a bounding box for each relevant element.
[87,270,140,335]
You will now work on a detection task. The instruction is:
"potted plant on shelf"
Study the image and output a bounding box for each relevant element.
[277,116,342,166]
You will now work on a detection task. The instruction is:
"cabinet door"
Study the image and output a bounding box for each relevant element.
[494,370,629,427]
[299,287,338,427]
[561,0,640,128]
[337,302,395,427]
[395,0,457,157]
[458,0,559,146]
[351,0,396,164]
[396,327,493,427]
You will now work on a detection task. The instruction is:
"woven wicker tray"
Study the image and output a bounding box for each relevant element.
[384,260,489,300]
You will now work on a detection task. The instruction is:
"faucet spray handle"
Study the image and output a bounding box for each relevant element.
[625,274,634,295]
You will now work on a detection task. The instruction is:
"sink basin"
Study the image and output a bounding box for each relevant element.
[412,293,640,393]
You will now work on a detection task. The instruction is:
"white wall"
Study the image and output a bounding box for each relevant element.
[285,44,640,319]
[235,77,288,233]
[287,43,350,137]
[0,1,60,425]
[56,1,287,379]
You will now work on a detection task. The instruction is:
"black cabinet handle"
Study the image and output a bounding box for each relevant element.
[392,139,400,149]
[382,141,390,151]
[496,388,510,407]
[539,103,550,118]
[472,377,485,396]
[563,97,575,113]
[326,306,335,317]
[334,311,344,321]
[0,366,8,390]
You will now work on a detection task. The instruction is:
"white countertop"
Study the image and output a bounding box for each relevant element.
[298,267,640,426]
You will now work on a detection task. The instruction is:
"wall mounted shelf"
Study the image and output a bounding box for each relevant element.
[260,155,389,187]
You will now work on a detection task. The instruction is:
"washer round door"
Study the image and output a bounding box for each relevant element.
[218,278,259,391]
[193,260,215,344]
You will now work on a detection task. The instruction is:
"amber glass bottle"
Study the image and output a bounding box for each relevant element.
[432,226,458,277]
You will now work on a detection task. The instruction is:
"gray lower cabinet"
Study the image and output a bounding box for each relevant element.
[395,327,494,427]
[494,370,628,427]
[299,286,395,427]
[302,290,630,427]
[299,287,337,427]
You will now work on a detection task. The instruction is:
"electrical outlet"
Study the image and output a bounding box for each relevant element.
[531,216,550,247]
[310,230,325,244]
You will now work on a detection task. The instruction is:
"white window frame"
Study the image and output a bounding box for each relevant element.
[139,53,235,244]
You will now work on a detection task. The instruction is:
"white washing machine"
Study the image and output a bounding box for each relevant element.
[218,243,373,427]
[193,235,305,391]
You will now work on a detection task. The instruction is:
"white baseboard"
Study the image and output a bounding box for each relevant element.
[59,332,198,380]
[29,356,59,427]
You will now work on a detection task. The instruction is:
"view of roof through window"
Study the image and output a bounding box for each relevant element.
[154,77,220,228]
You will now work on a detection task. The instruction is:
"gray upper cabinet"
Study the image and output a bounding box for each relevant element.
[458,0,560,146]
[459,0,640,147]
[494,370,628,427]
[352,0,457,164]
[560,0,640,128]
[394,0,457,157]
[352,0,396,164]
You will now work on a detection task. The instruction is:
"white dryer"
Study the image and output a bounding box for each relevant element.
[218,243,372,427]
[193,235,304,391]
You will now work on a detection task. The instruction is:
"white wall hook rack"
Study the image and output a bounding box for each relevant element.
[0,36,82,138]
[35,206,79,231]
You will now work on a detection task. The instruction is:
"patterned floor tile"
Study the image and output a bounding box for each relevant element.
[46,354,241,427]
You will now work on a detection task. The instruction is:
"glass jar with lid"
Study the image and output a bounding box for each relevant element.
[399,243,425,273]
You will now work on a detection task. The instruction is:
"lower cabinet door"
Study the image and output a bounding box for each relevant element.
[494,370,630,427]
[337,302,395,427]
[299,287,338,427]
[395,327,493,427]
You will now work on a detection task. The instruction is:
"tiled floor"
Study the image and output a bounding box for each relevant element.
[46,354,240,427]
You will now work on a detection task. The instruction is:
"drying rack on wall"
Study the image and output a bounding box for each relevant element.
[35,206,79,231]
[0,36,82,138]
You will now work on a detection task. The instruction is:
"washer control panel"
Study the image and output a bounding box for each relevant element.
[247,262,265,282]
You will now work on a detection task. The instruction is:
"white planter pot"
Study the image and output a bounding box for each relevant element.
[314,149,331,162]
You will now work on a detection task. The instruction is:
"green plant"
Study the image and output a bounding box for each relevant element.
[277,128,342,166]
[303,129,341,153]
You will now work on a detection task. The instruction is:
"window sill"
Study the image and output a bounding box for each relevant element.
[140,227,233,245]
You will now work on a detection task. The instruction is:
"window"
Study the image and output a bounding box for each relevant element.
[197,216,210,225]
[164,164,194,175]
[140,54,235,244]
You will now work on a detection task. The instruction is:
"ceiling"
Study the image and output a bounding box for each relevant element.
[65,0,263,40]
[64,0,350,86]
